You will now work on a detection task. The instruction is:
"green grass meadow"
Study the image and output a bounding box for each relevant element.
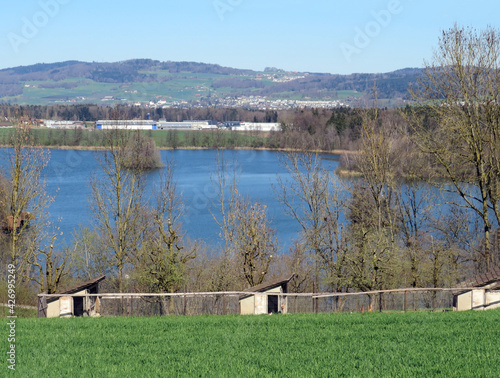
[0,127,268,150]
[8,310,500,376]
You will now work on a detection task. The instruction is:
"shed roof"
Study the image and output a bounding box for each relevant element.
[46,275,106,303]
[240,274,295,300]
[59,275,106,295]
[456,266,500,293]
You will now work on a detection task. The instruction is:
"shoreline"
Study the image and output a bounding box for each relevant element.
[0,144,352,155]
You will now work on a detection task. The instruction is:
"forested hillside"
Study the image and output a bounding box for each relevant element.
[0,59,422,106]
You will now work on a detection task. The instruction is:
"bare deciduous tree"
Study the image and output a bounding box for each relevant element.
[210,150,277,289]
[134,161,196,313]
[123,130,163,170]
[69,226,110,281]
[232,199,277,287]
[209,150,239,291]
[408,24,500,272]
[3,123,52,277]
[275,152,347,292]
[89,128,146,293]
[32,234,69,294]
[345,109,401,293]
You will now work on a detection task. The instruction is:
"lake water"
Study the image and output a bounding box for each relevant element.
[0,148,340,250]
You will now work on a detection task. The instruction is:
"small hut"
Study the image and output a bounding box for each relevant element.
[39,276,106,318]
[239,274,294,315]
[454,267,500,311]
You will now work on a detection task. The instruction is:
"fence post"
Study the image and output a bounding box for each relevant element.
[379,292,383,313]
[404,291,407,312]
[37,295,47,318]
[183,294,187,315]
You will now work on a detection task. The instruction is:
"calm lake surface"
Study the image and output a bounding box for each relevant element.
[0,148,340,250]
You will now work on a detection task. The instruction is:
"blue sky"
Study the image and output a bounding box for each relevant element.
[1,0,499,74]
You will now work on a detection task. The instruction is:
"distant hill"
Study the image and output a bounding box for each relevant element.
[0,59,424,107]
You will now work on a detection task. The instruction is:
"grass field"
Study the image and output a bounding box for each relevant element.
[0,127,268,150]
[10,310,500,376]
[1,71,285,105]
[1,306,36,318]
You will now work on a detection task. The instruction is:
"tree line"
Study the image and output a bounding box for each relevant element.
[0,104,394,151]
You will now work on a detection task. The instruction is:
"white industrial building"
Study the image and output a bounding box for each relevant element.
[95,120,158,130]
[95,119,219,130]
[226,122,281,132]
[94,120,279,131]
[240,122,281,132]
[157,120,218,130]
[44,120,84,128]
[158,120,192,130]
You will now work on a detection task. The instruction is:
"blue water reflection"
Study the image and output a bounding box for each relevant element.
[0,148,340,250]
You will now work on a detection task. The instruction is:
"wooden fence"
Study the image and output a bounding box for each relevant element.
[37,287,479,317]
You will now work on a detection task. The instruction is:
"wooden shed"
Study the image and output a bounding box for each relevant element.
[239,274,294,315]
[38,275,106,318]
[454,267,500,311]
